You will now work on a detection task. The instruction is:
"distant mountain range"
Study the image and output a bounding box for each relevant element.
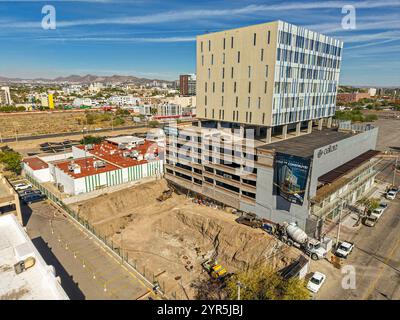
[0,74,174,85]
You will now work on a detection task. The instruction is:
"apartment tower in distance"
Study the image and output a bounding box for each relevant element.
[165,21,380,237]
[179,74,196,96]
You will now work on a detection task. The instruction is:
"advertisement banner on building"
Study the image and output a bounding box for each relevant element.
[274,152,311,205]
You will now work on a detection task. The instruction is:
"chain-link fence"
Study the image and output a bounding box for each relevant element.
[25,174,168,297]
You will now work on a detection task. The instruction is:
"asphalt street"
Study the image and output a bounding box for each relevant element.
[23,200,156,300]
[316,158,400,300]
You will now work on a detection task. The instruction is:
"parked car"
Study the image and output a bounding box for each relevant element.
[22,193,46,204]
[14,183,32,191]
[19,189,41,196]
[370,208,384,220]
[386,190,397,200]
[377,202,388,212]
[307,272,326,293]
[363,215,378,227]
[335,241,354,258]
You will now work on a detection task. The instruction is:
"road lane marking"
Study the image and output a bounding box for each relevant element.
[363,236,400,300]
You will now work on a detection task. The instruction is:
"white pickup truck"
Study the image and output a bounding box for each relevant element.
[335,241,354,259]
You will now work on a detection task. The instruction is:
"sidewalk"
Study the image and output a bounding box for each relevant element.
[324,182,389,242]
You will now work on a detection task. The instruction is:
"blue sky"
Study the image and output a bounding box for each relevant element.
[0,0,399,86]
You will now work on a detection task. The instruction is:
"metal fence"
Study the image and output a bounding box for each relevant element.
[25,174,168,298]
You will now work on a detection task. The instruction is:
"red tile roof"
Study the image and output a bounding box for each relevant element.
[76,140,159,168]
[55,157,119,179]
[23,157,49,171]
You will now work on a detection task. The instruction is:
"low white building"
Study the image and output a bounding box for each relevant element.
[157,103,182,117]
[108,95,140,106]
[167,96,196,109]
[0,214,69,300]
[73,98,92,107]
[23,139,163,196]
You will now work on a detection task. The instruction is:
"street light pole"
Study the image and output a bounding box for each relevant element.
[335,199,344,248]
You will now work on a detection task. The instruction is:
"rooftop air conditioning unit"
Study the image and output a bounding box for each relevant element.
[68,163,76,172]
[73,165,81,174]
[93,160,106,168]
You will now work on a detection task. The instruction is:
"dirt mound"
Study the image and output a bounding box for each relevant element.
[71,179,169,236]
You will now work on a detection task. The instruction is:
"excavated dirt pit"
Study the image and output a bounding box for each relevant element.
[70,179,300,299]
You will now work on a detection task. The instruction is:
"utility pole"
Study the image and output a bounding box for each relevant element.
[236,281,241,300]
[335,199,344,248]
[393,156,398,187]
[13,123,18,142]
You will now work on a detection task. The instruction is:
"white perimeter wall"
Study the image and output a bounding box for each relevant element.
[53,160,163,195]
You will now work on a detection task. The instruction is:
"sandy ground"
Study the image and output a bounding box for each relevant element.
[0,110,129,139]
[1,127,149,157]
[70,179,299,299]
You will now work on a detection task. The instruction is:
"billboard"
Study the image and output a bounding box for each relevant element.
[274,152,311,205]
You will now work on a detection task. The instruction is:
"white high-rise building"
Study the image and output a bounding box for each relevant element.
[0,86,12,105]
[368,88,377,97]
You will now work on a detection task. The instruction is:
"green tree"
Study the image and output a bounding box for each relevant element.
[148,120,160,128]
[357,197,380,216]
[80,135,105,145]
[225,265,310,300]
[0,150,22,174]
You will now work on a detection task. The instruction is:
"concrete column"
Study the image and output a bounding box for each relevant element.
[318,118,323,130]
[307,120,313,134]
[255,127,261,137]
[282,124,288,139]
[266,127,272,143]
[296,122,301,136]
[217,121,222,130]
[327,116,333,128]
[198,120,202,128]
[239,125,244,138]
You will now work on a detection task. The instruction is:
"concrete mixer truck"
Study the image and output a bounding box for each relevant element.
[276,222,332,260]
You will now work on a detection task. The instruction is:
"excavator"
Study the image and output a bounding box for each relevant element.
[201,259,228,280]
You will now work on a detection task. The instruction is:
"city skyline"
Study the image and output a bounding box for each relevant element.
[0,0,399,86]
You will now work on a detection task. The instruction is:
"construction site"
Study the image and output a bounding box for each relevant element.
[68,178,299,299]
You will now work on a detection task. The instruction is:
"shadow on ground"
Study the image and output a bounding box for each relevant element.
[31,236,85,300]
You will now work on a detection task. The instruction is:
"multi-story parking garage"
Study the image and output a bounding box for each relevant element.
[165,122,379,237]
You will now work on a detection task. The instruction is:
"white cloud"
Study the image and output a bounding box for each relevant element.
[37,36,196,42]
[2,0,400,28]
